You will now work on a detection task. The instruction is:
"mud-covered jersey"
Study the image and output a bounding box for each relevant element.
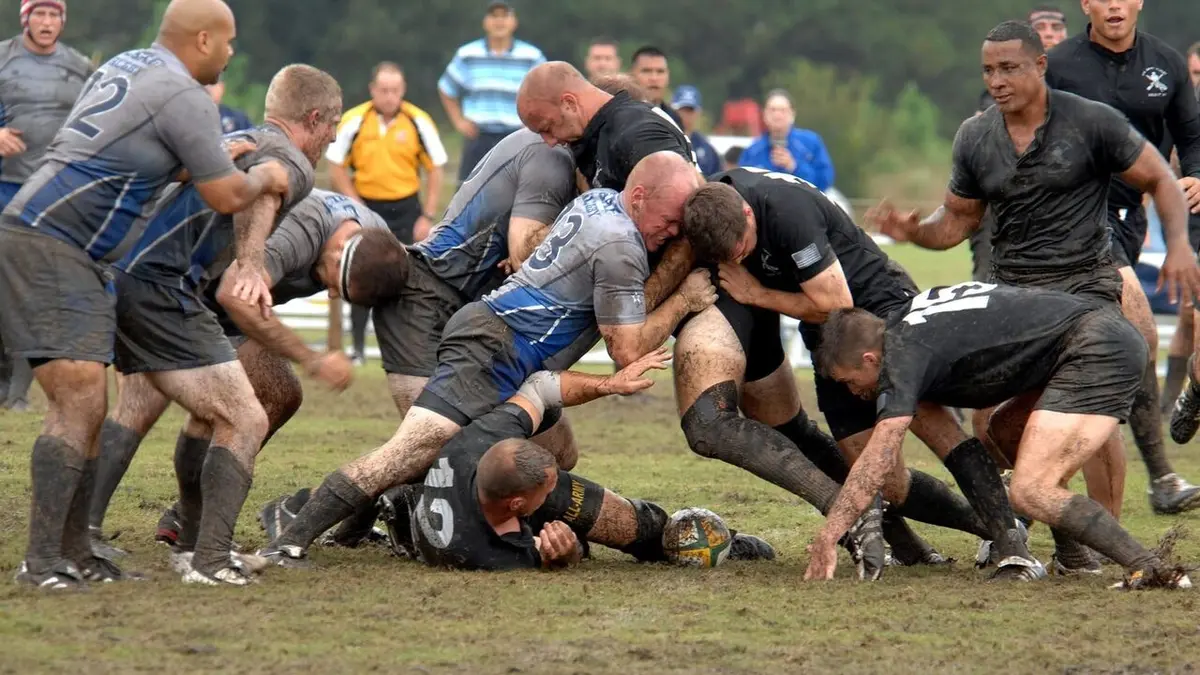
[0,37,93,183]
[570,91,695,190]
[875,282,1099,419]
[949,89,1144,275]
[1047,27,1200,211]
[715,167,916,317]
[482,188,648,370]
[116,124,314,291]
[414,128,575,300]
[410,403,542,571]
[2,44,235,262]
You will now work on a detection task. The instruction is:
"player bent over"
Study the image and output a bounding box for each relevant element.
[807,283,1190,589]
[87,190,408,555]
[259,152,711,566]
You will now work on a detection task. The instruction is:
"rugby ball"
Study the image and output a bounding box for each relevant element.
[663,507,732,568]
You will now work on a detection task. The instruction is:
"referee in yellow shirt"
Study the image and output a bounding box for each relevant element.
[326,61,447,363]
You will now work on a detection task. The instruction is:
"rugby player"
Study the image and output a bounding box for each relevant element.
[871,20,1200,570]
[807,284,1190,590]
[681,168,1036,576]
[0,0,293,590]
[104,63,343,586]
[259,151,712,566]
[1043,0,1200,511]
[292,351,774,571]
[0,0,93,410]
[88,190,408,553]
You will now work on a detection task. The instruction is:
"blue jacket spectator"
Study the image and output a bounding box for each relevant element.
[739,89,835,191]
[671,85,721,177]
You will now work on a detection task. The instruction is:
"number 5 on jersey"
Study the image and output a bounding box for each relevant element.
[903,282,996,325]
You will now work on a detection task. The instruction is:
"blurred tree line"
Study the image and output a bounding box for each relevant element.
[8,0,1196,195]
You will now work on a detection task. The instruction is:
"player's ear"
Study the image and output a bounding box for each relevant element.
[1036,53,1048,77]
[863,351,880,368]
[509,496,527,514]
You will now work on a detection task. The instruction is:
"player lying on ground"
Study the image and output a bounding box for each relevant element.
[268,350,773,571]
[258,151,712,567]
[100,64,343,586]
[87,190,408,555]
[678,171,1034,577]
[870,20,1200,520]
[806,283,1191,589]
[0,0,296,590]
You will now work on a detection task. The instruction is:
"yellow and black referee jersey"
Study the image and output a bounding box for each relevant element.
[324,100,448,202]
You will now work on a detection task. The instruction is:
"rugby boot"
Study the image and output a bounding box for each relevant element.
[258,489,310,542]
[1110,566,1193,591]
[377,485,418,559]
[88,526,128,559]
[840,494,886,580]
[155,504,181,545]
[976,518,1030,569]
[990,555,1047,582]
[13,559,86,591]
[1149,473,1200,515]
[1169,364,1200,444]
[882,512,952,567]
[256,543,311,569]
[76,554,144,582]
[727,533,776,561]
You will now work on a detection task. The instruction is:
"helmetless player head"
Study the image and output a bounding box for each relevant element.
[812,308,889,398]
[516,61,613,146]
[680,181,760,264]
[981,19,1048,114]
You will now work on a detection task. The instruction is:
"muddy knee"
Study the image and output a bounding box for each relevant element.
[680,381,740,459]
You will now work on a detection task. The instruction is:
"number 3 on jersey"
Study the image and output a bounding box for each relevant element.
[527,214,583,271]
[66,74,132,139]
[903,282,996,325]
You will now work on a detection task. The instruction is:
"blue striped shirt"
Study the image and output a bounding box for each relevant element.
[438,38,545,132]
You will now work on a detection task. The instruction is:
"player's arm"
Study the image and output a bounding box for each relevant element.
[1118,141,1200,303]
[1164,51,1200,212]
[722,261,852,324]
[643,238,696,310]
[598,258,715,369]
[504,148,578,272]
[805,416,911,580]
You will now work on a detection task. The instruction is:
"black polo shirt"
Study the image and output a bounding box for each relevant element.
[948,89,1144,275]
[1046,26,1200,211]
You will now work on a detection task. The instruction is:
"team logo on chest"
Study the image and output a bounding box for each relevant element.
[1143,67,1169,97]
[759,250,780,275]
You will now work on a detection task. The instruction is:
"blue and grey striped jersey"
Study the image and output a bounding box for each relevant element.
[437,39,545,131]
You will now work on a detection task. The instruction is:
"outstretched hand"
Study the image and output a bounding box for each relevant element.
[865,199,920,242]
[604,347,672,396]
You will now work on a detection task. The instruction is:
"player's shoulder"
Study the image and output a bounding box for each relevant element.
[516,131,573,167]
[454,39,490,59]
[1046,32,1087,65]
[1052,88,1126,125]
[574,188,635,228]
[1134,30,1185,62]
[53,41,94,73]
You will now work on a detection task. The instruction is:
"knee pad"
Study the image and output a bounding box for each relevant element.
[680,381,740,460]
[619,499,670,562]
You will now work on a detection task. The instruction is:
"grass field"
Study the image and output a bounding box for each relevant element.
[3,245,1200,674]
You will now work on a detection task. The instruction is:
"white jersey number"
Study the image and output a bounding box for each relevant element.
[903,282,996,325]
[416,457,455,549]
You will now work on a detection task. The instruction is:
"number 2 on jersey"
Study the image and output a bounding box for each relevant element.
[67,75,132,139]
[903,282,996,325]
[527,214,583,271]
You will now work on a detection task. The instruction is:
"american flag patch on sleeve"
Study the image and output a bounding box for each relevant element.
[791,244,823,270]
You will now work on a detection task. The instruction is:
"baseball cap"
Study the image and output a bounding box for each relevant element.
[486,1,513,12]
[672,85,702,110]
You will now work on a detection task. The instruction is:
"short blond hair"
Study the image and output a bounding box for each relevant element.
[264,64,342,124]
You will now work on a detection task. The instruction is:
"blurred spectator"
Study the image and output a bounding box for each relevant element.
[584,37,621,79]
[207,80,253,134]
[1028,5,1068,51]
[671,85,720,176]
[722,145,744,171]
[328,61,447,365]
[739,89,834,191]
[439,1,544,184]
[630,45,683,128]
[0,0,92,411]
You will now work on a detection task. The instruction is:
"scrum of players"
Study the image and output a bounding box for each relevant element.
[5,0,1200,590]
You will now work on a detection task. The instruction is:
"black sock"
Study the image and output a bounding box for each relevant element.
[61,456,98,563]
[682,385,840,514]
[1130,365,1173,479]
[1049,527,1096,569]
[276,471,372,550]
[1163,355,1189,413]
[328,499,382,547]
[173,433,211,551]
[350,305,369,356]
[1056,495,1157,571]
[26,436,85,572]
[892,470,991,540]
[192,447,252,574]
[773,410,850,483]
[88,420,143,531]
[880,513,937,565]
[943,438,1026,556]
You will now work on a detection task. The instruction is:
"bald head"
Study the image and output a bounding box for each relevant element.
[518,61,611,146]
[476,438,556,503]
[625,151,700,252]
[156,0,236,85]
